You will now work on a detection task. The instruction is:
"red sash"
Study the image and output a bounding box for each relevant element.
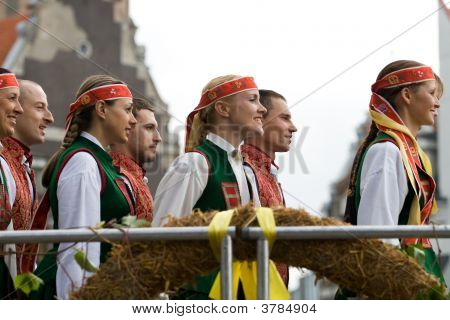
[111,152,153,222]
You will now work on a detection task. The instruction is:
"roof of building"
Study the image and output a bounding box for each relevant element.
[0,14,26,66]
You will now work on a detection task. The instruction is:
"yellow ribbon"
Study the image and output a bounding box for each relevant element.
[208,208,290,300]
[208,209,235,261]
[370,110,438,225]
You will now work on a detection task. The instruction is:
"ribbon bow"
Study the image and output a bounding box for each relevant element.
[208,208,290,300]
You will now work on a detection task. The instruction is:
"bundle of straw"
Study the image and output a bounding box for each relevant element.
[72,206,447,300]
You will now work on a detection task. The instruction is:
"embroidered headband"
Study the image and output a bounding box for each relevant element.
[65,84,132,129]
[0,73,19,90]
[185,76,258,151]
[371,66,435,93]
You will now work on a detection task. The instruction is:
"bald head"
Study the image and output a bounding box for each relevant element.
[18,80,41,106]
[14,80,54,146]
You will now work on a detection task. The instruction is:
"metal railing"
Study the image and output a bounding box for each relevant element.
[1,225,450,299]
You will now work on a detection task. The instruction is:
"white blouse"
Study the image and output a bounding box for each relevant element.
[55,131,103,299]
[358,141,408,247]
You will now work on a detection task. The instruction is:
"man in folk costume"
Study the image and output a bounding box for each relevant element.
[337,60,446,299]
[110,98,161,222]
[1,80,54,289]
[153,75,266,299]
[0,69,24,299]
[241,89,297,288]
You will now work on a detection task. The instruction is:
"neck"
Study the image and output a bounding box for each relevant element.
[245,137,275,160]
[85,127,109,149]
[210,127,243,149]
[11,134,30,149]
[397,107,420,137]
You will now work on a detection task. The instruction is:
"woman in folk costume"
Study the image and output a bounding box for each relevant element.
[336,60,445,299]
[153,75,266,299]
[33,75,137,299]
[0,68,24,299]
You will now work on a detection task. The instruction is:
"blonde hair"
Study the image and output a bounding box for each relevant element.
[186,74,239,151]
[42,75,124,187]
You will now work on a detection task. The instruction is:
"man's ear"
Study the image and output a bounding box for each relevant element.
[95,100,107,119]
[214,100,231,118]
[399,87,412,105]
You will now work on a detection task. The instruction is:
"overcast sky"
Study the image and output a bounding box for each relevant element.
[130,0,445,214]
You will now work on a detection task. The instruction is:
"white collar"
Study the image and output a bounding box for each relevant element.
[206,133,241,155]
[80,131,105,151]
[270,162,279,176]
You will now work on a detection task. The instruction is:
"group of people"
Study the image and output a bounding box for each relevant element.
[0,58,446,300]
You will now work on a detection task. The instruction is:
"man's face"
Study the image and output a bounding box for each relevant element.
[262,97,297,153]
[15,82,54,146]
[127,109,162,164]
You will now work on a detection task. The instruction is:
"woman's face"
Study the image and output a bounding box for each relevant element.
[0,87,23,138]
[104,97,137,144]
[228,89,267,138]
[408,80,440,127]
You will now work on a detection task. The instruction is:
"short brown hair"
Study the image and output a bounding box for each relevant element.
[132,97,154,117]
[259,89,286,117]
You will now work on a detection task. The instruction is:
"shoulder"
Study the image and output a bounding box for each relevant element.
[59,150,101,179]
[362,141,404,177]
[171,152,209,171]
[366,141,401,161]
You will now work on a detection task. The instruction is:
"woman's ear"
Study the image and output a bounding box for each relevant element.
[94,100,107,119]
[399,87,413,106]
[214,100,231,118]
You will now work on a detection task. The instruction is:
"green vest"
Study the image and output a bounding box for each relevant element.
[193,139,242,211]
[336,133,446,299]
[175,139,243,300]
[352,132,414,226]
[32,136,134,299]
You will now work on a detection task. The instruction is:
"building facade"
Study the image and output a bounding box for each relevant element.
[0,0,179,194]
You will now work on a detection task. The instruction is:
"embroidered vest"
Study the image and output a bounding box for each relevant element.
[0,137,38,273]
[111,151,153,222]
[241,144,285,207]
[241,144,289,286]
[0,158,11,230]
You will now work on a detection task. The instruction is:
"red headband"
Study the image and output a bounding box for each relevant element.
[185,76,258,151]
[371,66,435,93]
[65,84,132,129]
[0,73,19,89]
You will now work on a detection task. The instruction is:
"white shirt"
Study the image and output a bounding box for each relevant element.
[358,142,408,246]
[153,133,260,226]
[0,145,34,280]
[56,131,103,299]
